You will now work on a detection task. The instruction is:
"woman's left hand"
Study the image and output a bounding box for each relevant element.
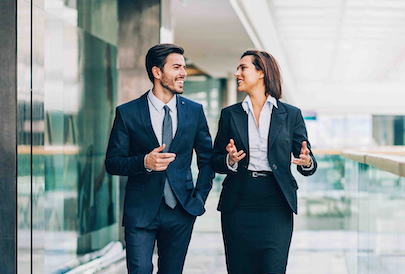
[291,141,312,167]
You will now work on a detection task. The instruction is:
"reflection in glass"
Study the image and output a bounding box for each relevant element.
[15,0,121,272]
[17,0,32,272]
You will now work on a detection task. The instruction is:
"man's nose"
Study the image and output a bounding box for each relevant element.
[181,67,187,77]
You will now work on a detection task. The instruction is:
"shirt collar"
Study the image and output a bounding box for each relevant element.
[242,94,278,114]
[148,88,177,113]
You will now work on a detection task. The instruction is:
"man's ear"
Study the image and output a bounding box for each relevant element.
[152,66,161,80]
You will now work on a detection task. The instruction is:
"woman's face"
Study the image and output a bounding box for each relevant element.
[234,55,264,94]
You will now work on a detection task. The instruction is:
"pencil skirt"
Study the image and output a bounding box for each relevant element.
[221,172,293,274]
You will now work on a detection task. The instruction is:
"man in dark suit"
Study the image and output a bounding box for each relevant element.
[105,44,214,274]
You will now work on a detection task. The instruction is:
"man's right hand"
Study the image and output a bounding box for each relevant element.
[145,144,176,171]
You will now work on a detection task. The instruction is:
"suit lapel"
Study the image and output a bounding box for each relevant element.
[169,96,187,152]
[138,92,160,147]
[230,103,249,152]
[268,101,287,151]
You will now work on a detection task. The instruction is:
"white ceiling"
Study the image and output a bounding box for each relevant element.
[171,0,254,78]
[270,0,405,83]
[172,0,405,114]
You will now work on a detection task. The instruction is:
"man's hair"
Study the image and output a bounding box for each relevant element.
[241,49,283,99]
[145,44,185,82]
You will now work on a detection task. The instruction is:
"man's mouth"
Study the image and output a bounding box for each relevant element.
[176,78,185,86]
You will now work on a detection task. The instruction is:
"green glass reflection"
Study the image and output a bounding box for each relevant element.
[40,1,119,272]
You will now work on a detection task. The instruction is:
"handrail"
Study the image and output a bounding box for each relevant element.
[342,149,405,177]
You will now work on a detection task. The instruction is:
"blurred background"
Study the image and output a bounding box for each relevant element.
[5,0,405,273]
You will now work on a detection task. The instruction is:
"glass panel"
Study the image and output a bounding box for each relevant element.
[364,165,405,273]
[17,0,32,273]
[27,0,120,272]
[32,4,46,273]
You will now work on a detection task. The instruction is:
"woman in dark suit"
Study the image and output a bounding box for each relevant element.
[211,50,317,274]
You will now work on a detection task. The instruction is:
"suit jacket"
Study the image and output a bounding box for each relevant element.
[105,92,214,228]
[211,100,317,214]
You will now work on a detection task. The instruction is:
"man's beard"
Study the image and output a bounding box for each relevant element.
[161,74,183,95]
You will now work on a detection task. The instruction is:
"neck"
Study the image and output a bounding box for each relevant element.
[248,88,267,110]
[152,84,175,104]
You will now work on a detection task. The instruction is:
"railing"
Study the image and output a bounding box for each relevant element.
[341,150,405,274]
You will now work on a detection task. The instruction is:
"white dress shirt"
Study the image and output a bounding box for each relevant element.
[144,89,177,170]
[227,95,313,172]
[148,88,177,143]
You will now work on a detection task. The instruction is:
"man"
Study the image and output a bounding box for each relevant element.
[105,44,214,273]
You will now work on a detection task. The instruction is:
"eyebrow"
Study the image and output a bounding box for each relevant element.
[172,63,186,67]
[237,63,248,69]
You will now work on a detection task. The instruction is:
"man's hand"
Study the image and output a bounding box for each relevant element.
[145,144,176,171]
[291,141,312,167]
[226,139,246,166]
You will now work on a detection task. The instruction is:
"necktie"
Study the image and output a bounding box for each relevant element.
[162,105,177,209]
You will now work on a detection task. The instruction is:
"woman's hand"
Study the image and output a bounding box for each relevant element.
[226,139,246,166]
[291,141,312,167]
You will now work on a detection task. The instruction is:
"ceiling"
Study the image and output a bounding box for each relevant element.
[171,0,254,78]
[171,0,405,114]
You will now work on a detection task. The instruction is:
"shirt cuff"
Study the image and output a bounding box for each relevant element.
[226,153,238,172]
[301,157,314,171]
[144,154,152,173]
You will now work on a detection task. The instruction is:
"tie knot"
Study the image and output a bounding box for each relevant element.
[163,105,170,114]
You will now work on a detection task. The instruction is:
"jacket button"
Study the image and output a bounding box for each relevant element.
[272,164,277,170]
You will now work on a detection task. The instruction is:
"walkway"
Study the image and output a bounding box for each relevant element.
[97,191,349,274]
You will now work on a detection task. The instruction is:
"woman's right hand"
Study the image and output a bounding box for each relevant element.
[226,139,246,166]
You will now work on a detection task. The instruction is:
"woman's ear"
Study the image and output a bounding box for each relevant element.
[152,66,161,80]
[259,71,265,79]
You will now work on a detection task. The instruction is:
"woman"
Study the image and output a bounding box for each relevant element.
[211,50,317,274]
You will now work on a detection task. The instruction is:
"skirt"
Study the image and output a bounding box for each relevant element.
[221,172,293,274]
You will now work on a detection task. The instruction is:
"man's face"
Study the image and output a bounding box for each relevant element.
[159,53,187,94]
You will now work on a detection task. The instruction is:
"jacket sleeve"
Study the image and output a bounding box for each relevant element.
[292,109,317,176]
[105,107,146,176]
[193,106,215,203]
[211,109,238,175]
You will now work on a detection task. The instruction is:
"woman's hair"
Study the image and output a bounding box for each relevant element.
[241,49,282,99]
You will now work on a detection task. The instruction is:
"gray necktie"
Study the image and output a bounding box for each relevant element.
[162,105,177,209]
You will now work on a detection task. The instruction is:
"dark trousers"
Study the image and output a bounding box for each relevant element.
[125,200,196,274]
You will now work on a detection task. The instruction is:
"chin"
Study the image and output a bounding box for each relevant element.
[170,89,183,95]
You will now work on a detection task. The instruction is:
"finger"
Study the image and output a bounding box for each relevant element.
[291,159,303,165]
[159,157,176,164]
[153,144,166,152]
[229,139,236,150]
[299,154,307,159]
[291,158,309,165]
[233,150,245,158]
[155,166,168,171]
[238,153,246,160]
[226,143,233,153]
[302,141,307,150]
[156,153,176,158]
